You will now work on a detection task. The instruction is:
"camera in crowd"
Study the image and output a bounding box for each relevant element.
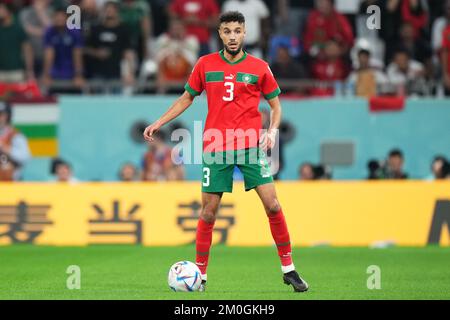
[299,162,332,181]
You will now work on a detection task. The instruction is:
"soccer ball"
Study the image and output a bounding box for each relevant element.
[168,261,202,292]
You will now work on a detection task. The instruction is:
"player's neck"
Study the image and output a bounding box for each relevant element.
[222,49,245,64]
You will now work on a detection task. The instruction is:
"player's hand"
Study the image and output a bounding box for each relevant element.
[143,122,161,142]
[259,129,277,151]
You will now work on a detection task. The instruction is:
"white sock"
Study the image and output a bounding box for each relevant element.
[201,274,207,281]
[281,263,295,274]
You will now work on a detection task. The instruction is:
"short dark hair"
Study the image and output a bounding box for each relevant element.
[358,49,371,57]
[219,11,245,27]
[389,149,404,159]
[394,48,410,58]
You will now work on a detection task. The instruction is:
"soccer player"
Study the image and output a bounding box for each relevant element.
[143,11,308,292]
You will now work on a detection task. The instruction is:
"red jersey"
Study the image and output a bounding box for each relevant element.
[442,25,450,75]
[169,0,219,44]
[185,50,281,152]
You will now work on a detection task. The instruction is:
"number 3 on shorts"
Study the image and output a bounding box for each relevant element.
[202,167,210,187]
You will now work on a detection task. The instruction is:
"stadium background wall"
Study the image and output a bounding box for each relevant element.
[19,97,450,181]
[1,182,449,246]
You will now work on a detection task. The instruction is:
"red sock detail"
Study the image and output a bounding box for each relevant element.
[195,218,215,275]
[268,209,293,266]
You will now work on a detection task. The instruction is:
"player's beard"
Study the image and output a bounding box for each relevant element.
[224,42,243,56]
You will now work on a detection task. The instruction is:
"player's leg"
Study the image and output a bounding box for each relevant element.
[196,191,222,291]
[255,183,293,269]
[255,183,308,292]
[198,150,234,291]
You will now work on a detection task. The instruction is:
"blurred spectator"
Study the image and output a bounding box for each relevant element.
[386,23,432,78]
[119,0,151,62]
[150,0,171,37]
[311,40,348,80]
[222,0,270,58]
[356,1,386,65]
[53,160,79,183]
[431,0,450,56]
[169,0,219,57]
[400,0,428,40]
[303,0,354,58]
[119,162,139,181]
[386,149,408,179]
[41,8,84,91]
[19,0,52,77]
[442,22,450,96]
[270,46,307,80]
[386,48,425,91]
[270,45,307,95]
[378,0,402,48]
[0,102,30,181]
[155,18,199,94]
[142,130,184,181]
[0,2,34,82]
[428,156,450,180]
[299,162,314,180]
[85,1,135,93]
[267,35,302,64]
[79,0,100,41]
[275,0,314,38]
[311,40,349,96]
[347,49,387,98]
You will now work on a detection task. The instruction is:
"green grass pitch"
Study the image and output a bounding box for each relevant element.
[1,245,449,300]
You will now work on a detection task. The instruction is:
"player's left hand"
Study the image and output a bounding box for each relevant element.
[259,129,277,151]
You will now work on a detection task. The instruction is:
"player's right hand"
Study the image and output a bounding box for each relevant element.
[143,122,160,142]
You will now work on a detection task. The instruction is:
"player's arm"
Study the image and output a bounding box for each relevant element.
[260,96,282,151]
[143,91,195,141]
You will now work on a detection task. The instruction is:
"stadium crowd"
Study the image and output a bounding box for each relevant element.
[0,0,449,96]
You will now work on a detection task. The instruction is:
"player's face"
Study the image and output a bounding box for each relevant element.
[219,22,246,56]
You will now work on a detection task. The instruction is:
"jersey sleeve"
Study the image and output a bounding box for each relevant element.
[184,58,204,97]
[260,64,281,100]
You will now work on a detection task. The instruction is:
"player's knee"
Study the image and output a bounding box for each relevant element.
[200,204,218,223]
[265,198,281,215]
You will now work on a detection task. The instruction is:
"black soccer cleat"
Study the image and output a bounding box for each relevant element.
[283,271,309,292]
[198,280,207,292]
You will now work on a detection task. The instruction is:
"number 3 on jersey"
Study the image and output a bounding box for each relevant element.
[202,167,210,187]
[223,82,234,101]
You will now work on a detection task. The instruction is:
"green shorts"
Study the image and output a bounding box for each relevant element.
[201,147,273,193]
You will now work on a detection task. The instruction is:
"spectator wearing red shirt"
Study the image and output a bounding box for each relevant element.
[442,25,450,96]
[401,0,428,39]
[169,0,220,56]
[310,40,349,96]
[303,0,354,58]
